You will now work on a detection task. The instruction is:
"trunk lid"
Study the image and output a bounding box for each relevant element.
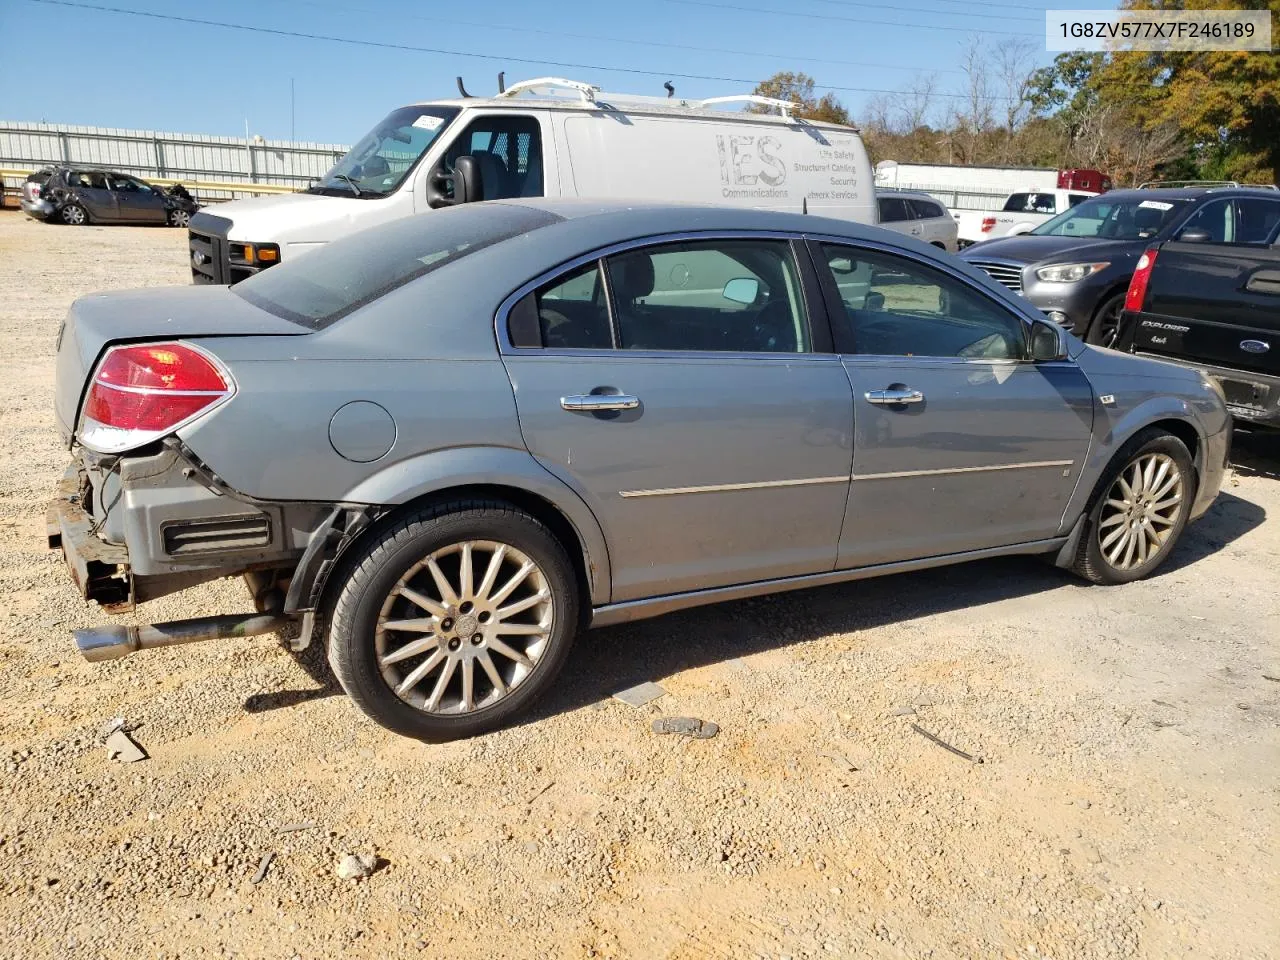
[55,285,307,445]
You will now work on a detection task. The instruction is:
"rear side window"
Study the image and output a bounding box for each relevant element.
[1234,198,1280,245]
[878,197,911,222]
[909,199,944,219]
[1003,193,1056,214]
[536,261,612,349]
[234,204,563,329]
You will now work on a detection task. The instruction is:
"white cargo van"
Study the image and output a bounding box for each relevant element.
[188,77,876,284]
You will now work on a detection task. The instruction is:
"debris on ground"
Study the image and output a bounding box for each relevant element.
[252,852,275,884]
[910,723,983,764]
[819,749,858,772]
[276,821,317,834]
[891,705,916,717]
[97,716,126,739]
[335,854,376,881]
[104,728,147,763]
[651,716,719,739]
[612,681,667,708]
[525,781,555,805]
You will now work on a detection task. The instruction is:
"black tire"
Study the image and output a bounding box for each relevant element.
[168,208,191,228]
[1084,291,1125,348]
[59,203,88,226]
[1071,428,1196,585]
[327,500,580,741]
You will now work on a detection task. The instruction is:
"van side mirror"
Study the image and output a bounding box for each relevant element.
[1178,227,1211,243]
[1029,319,1067,361]
[453,155,483,204]
[426,155,485,209]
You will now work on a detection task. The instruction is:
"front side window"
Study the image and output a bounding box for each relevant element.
[1032,196,1188,240]
[440,115,544,201]
[821,244,1025,360]
[311,106,460,199]
[607,239,809,353]
[1179,199,1235,243]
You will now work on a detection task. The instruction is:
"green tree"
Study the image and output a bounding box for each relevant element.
[750,72,851,124]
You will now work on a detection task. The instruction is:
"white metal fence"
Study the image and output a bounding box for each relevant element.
[885,181,1011,213]
[0,121,350,202]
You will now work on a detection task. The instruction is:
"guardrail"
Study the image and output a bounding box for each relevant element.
[1,168,299,208]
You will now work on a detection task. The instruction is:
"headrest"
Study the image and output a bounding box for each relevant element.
[611,252,655,302]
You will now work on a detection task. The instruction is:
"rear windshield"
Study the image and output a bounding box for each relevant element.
[234,204,564,329]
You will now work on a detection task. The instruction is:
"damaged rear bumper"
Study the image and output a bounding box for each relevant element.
[47,462,133,610]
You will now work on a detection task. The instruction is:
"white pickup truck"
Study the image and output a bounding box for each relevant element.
[956,188,1098,247]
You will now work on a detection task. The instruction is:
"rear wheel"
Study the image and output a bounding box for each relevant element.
[60,203,87,226]
[1072,429,1195,584]
[327,501,580,741]
[1084,292,1125,348]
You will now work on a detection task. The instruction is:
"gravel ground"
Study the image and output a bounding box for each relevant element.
[0,211,1277,960]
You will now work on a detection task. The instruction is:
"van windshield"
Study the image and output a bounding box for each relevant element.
[308,106,460,199]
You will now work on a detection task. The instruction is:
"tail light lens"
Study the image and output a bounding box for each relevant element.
[981,217,996,233]
[79,342,234,453]
[1124,248,1159,312]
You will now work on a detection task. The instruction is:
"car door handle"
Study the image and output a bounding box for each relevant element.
[865,387,924,405]
[561,394,640,412]
[1245,269,1280,295]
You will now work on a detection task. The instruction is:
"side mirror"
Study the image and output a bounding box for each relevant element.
[865,291,886,311]
[722,277,760,305]
[1178,227,1211,243]
[426,155,485,209]
[453,155,484,204]
[1029,319,1067,361]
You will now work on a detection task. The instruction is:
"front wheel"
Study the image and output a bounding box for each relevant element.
[60,203,88,226]
[168,207,191,228]
[1085,292,1125,348]
[327,502,580,741]
[1072,429,1196,585]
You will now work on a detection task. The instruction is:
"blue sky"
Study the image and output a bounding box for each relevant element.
[3,0,1071,144]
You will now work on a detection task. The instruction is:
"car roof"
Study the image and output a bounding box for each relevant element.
[1097,186,1280,201]
[488,197,885,239]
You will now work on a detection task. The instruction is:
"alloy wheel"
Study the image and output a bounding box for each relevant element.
[374,540,554,714]
[1093,299,1123,348]
[61,205,85,225]
[1096,453,1183,570]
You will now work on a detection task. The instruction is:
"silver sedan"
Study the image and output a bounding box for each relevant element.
[50,200,1231,740]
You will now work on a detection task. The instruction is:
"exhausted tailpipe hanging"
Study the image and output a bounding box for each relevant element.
[75,613,289,663]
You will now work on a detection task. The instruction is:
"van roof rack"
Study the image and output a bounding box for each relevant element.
[1138,179,1240,189]
[496,77,799,118]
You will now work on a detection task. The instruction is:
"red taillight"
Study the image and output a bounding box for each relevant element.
[79,342,233,453]
[1124,248,1159,312]
[981,217,996,233]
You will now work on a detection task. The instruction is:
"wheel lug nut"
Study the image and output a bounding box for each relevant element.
[448,638,461,651]
[441,618,454,631]
[470,635,482,646]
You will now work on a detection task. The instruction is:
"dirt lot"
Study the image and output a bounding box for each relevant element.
[0,211,1277,960]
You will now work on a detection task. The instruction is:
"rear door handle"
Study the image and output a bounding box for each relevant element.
[561,394,640,412]
[1246,269,1280,295]
[865,387,924,405]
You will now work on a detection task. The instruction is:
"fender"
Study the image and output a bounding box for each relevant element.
[340,445,612,605]
[1059,393,1204,530]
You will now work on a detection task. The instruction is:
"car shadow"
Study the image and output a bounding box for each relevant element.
[245,489,1264,724]
[1230,428,1280,481]
[515,489,1265,730]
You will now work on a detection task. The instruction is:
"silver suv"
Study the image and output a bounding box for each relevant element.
[50,200,1231,741]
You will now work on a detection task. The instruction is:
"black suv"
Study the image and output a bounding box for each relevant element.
[1118,199,1280,429]
[20,165,199,227]
[960,185,1280,347]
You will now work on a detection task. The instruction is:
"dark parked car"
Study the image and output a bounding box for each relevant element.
[49,200,1229,742]
[961,186,1280,347]
[1118,202,1280,428]
[21,166,199,227]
